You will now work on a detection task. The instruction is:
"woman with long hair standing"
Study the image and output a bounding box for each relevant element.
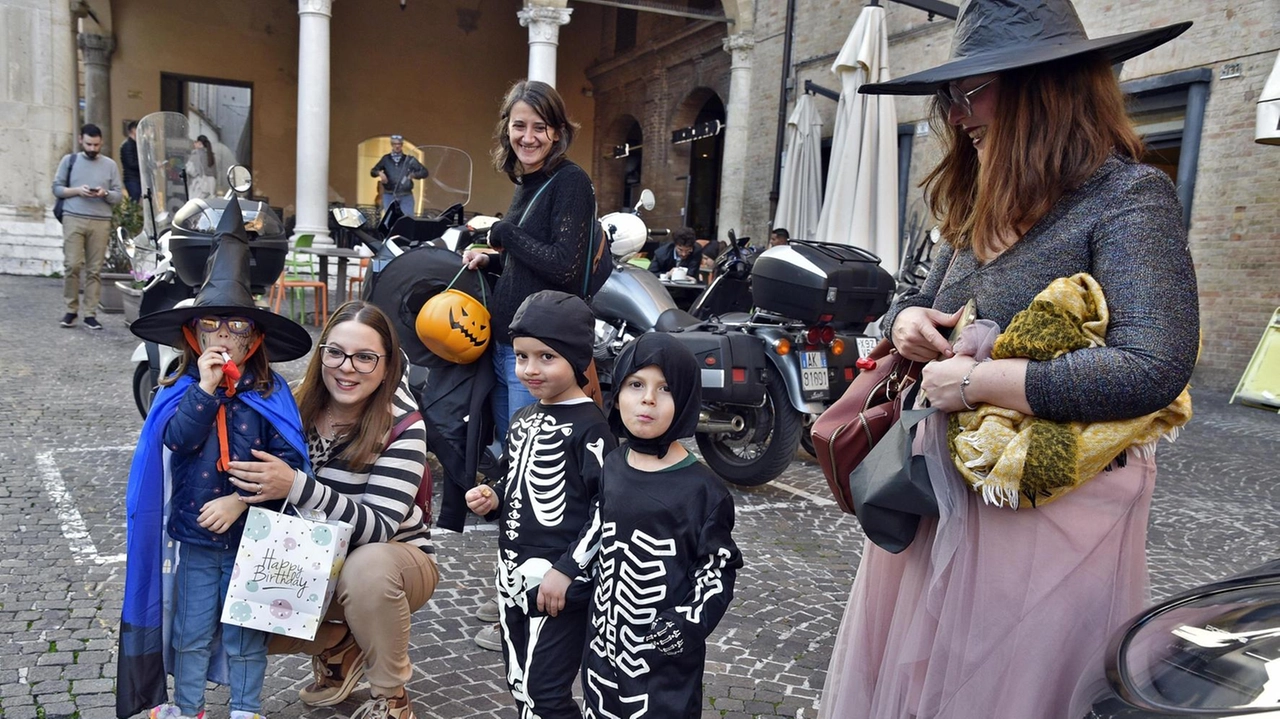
[818,2,1199,717]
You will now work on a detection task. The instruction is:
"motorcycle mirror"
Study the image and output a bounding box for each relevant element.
[636,189,655,213]
[332,207,367,229]
[227,165,253,194]
[1108,579,1280,715]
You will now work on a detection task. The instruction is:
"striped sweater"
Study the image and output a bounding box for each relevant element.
[286,369,433,557]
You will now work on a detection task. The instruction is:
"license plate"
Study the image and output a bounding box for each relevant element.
[800,351,829,392]
[856,337,878,359]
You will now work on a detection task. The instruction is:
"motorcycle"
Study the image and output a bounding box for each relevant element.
[1091,558,1280,718]
[129,111,290,417]
[591,193,896,486]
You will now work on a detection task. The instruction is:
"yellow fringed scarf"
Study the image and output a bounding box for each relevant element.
[949,273,1193,509]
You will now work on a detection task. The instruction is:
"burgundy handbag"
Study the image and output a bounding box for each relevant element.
[811,339,923,514]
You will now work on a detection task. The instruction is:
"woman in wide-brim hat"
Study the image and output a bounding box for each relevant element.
[818,2,1200,718]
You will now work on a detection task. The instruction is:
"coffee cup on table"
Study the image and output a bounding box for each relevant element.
[670,266,689,281]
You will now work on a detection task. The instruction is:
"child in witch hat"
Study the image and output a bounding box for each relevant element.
[117,198,313,719]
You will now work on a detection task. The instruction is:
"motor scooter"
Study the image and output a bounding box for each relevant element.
[128,112,289,417]
[591,193,896,486]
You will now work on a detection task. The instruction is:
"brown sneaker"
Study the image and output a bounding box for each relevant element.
[349,693,415,719]
[298,630,366,707]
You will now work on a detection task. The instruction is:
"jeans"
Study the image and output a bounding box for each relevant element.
[381,192,415,218]
[171,543,267,715]
[491,342,537,444]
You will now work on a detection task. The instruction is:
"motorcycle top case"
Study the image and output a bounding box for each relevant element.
[168,197,289,291]
[668,328,767,405]
[751,241,895,326]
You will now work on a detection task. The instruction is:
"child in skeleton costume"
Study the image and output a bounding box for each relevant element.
[465,291,617,719]
[577,334,742,718]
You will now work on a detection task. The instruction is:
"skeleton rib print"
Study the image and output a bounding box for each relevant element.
[590,523,677,679]
[505,412,573,528]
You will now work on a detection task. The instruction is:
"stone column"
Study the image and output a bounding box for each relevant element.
[517,6,572,88]
[716,32,755,245]
[77,33,116,148]
[293,0,334,245]
[0,0,78,276]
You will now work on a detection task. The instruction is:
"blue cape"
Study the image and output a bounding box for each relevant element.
[116,373,310,719]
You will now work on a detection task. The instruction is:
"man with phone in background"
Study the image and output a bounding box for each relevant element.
[52,123,122,330]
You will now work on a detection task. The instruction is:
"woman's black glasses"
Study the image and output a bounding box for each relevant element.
[318,345,384,374]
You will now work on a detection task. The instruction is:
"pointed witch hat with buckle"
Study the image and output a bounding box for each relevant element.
[860,0,1190,96]
[130,199,313,361]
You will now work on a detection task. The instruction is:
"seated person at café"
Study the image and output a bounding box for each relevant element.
[769,227,790,247]
[649,227,704,276]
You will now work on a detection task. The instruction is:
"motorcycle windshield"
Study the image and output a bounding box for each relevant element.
[417,145,472,216]
[136,112,192,240]
[1116,580,1280,713]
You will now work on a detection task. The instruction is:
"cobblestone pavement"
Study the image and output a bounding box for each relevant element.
[1,273,1277,719]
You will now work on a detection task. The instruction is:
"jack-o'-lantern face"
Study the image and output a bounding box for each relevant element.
[416,289,490,364]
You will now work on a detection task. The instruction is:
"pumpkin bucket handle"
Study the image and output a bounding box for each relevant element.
[445,264,487,307]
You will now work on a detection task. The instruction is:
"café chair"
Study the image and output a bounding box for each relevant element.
[268,233,328,327]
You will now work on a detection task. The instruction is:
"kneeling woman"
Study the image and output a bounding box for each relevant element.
[229,301,436,719]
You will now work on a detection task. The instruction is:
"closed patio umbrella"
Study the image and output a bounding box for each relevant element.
[773,92,824,241]
[814,3,899,276]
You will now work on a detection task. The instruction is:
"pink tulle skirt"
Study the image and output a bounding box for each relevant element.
[818,413,1156,719]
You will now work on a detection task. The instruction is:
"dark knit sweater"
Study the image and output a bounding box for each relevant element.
[882,155,1199,424]
[487,160,596,343]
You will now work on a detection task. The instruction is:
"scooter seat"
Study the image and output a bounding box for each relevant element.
[655,307,702,333]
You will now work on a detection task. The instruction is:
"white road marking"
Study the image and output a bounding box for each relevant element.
[433,523,498,538]
[37,447,132,566]
[736,501,801,514]
[767,480,837,507]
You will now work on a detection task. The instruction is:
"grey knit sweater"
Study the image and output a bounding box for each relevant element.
[882,155,1199,424]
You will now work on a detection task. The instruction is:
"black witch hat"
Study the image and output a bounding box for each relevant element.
[130,199,313,361]
[861,0,1190,96]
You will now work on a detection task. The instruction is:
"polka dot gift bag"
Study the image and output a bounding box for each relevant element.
[219,506,355,641]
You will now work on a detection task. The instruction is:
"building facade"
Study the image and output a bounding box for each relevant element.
[1,0,1276,391]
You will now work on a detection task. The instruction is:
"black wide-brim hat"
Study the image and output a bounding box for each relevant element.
[861,0,1191,96]
[130,198,313,362]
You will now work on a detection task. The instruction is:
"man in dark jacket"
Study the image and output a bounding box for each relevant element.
[649,226,704,276]
[120,120,141,201]
[370,134,428,217]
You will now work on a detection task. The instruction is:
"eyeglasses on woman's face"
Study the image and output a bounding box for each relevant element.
[193,316,255,335]
[937,76,998,117]
[318,344,385,374]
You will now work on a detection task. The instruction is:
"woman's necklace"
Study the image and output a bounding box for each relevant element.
[322,406,353,441]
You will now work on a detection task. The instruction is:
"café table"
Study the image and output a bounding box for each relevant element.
[659,277,707,311]
[296,245,365,305]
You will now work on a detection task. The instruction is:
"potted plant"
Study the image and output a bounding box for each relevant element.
[100,198,145,315]
[119,268,150,326]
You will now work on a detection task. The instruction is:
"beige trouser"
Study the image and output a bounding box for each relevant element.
[62,214,112,316]
[270,542,439,697]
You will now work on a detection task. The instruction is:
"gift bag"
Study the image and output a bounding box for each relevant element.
[220,507,354,641]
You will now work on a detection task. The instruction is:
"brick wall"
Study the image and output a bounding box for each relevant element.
[588,0,1279,391]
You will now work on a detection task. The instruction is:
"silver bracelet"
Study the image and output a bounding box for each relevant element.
[959,359,988,411]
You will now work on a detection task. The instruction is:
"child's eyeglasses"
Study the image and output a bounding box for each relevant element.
[936,76,997,117]
[193,316,255,335]
[318,345,385,374]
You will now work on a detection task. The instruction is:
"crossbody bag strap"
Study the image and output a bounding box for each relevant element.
[62,152,78,188]
[517,172,558,227]
[581,196,599,297]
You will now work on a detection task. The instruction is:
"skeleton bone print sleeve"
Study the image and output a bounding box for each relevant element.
[657,493,741,649]
[552,421,615,579]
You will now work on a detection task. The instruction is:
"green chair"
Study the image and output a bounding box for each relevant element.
[268,234,328,326]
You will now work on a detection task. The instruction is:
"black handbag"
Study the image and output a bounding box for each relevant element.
[848,400,939,554]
